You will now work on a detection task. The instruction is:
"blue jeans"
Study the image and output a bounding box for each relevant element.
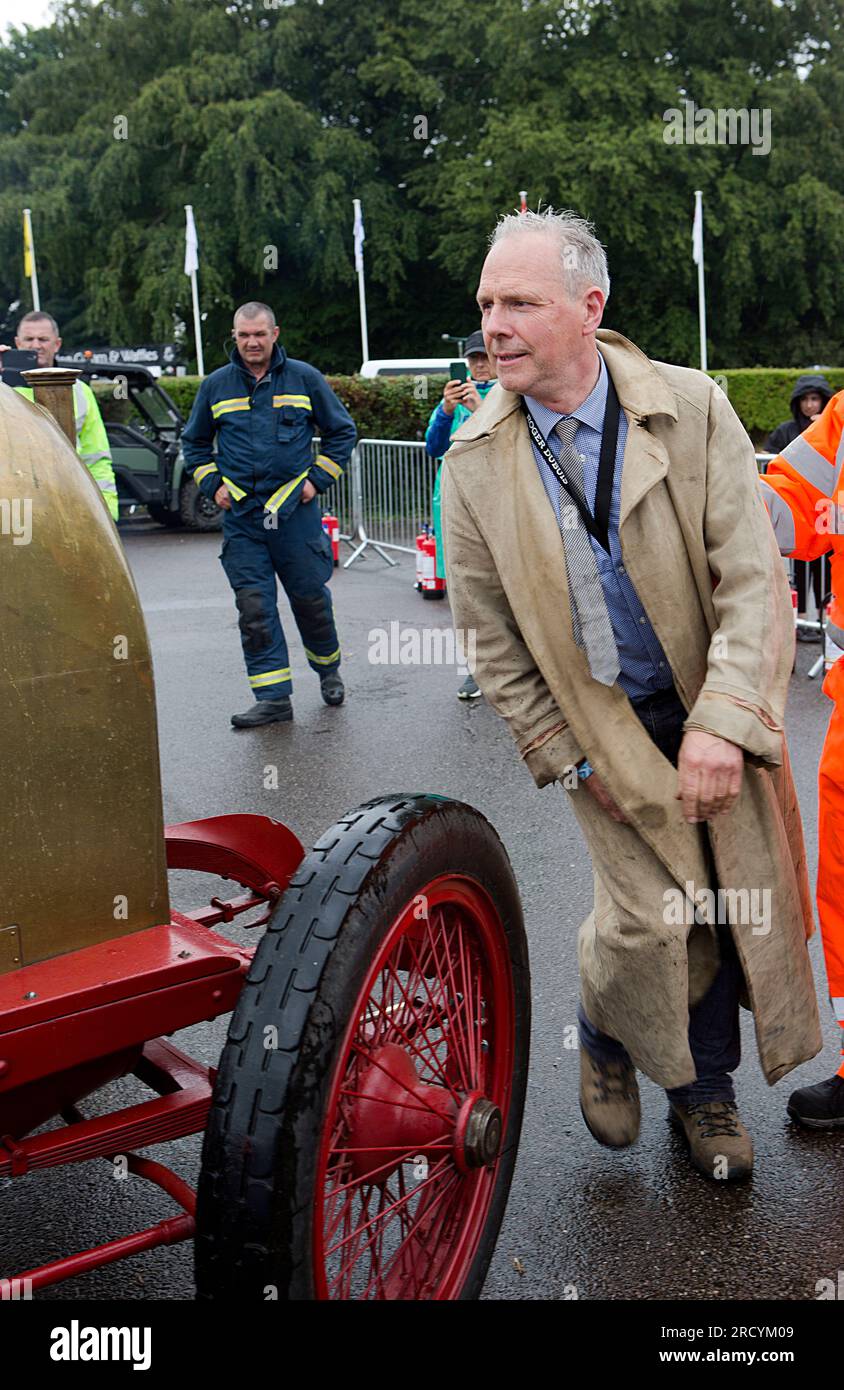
[578,684,742,1105]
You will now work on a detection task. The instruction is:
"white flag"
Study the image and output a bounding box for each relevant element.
[184,205,199,276]
[692,195,703,266]
[353,199,365,273]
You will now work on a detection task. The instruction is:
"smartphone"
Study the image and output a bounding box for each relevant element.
[0,348,38,387]
[449,360,468,383]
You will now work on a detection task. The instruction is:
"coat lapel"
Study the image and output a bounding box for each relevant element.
[596,331,677,531]
[619,420,670,530]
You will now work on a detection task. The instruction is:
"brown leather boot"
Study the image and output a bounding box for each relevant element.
[579,1047,640,1148]
[669,1100,754,1181]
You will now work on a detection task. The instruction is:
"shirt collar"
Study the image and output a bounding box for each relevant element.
[524,351,607,437]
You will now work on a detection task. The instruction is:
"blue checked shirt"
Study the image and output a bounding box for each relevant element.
[525,353,673,700]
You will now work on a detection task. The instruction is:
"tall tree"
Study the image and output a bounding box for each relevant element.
[0,0,841,370]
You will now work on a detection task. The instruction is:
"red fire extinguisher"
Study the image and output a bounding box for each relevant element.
[790,583,798,672]
[321,512,340,567]
[415,524,446,599]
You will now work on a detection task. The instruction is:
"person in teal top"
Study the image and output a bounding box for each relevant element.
[425,330,496,698]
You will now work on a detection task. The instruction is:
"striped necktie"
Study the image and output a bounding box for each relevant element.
[554,416,620,687]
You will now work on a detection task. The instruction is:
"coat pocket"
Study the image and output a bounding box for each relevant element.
[277,405,309,443]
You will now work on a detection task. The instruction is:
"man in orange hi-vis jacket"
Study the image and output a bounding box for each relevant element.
[760,389,844,1126]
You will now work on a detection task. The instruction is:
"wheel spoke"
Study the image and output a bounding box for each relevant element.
[325,1155,453,1260]
[348,1043,452,1123]
[411,1169,469,1297]
[396,929,457,1059]
[381,954,451,1074]
[366,1170,464,1300]
[361,990,454,1093]
[314,868,519,1299]
[338,1084,439,1120]
[330,1143,452,1156]
[452,914,478,1086]
[328,1160,462,1299]
[325,1135,452,1193]
[420,908,472,1092]
[434,910,476,1090]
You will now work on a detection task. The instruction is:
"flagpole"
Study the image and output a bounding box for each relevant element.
[184,204,204,376]
[353,198,369,365]
[23,208,40,312]
[190,268,204,376]
[693,189,707,372]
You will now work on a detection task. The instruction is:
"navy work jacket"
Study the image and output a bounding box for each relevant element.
[181,343,356,520]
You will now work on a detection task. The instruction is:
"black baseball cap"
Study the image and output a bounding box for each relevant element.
[464,330,487,357]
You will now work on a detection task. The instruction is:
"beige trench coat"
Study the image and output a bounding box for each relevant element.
[441,329,821,1090]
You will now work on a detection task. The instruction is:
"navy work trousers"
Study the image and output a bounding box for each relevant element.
[220,497,340,699]
[578,684,743,1105]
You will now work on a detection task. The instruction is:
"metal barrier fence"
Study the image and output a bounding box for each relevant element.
[331,445,791,571]
[321,438,436,568]
[323,442,832,678]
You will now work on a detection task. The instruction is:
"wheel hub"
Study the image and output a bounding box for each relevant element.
[346,1042,457,1183]
[347,1044,503,1184]
[459,1096,502,1169]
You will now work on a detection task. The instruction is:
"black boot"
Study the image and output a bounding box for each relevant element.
[787,1073,844,1128]
[231,697,293,728]
[320,672,344,706]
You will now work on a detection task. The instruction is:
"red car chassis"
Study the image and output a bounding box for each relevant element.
[0,814,303,1294]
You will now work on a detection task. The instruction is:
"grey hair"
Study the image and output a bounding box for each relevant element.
[233,300,277,328]
[18,309,60,335]
[489,208,610,301]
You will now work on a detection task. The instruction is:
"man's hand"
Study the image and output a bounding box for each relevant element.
[583,771,630,823]
[676,730,743,823]
[214,484,231,510]
[302,479,317,503]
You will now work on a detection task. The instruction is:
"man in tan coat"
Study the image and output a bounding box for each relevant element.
[441,208,821,1181]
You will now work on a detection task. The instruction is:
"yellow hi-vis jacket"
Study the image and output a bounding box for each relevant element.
[15,379,119,520]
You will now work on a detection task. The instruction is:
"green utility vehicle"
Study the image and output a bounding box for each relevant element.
[86,365,222,531]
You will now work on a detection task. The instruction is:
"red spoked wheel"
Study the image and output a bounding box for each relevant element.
[316,875,515,1300]
[195,794,530,1302]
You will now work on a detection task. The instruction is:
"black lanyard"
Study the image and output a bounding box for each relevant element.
[522,370,620,554]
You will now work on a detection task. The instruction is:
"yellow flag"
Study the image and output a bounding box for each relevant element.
[23,210,33,278]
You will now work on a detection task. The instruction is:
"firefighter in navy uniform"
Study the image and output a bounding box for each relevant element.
[182,301,356,727]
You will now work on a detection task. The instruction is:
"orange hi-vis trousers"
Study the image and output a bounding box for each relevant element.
[761,391,844,1074]
[817,659,844,1075]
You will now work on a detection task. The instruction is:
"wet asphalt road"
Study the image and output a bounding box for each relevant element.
[5,517,844,1302]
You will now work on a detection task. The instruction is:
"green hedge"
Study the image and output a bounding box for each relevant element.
[102,368,844,447]
[707,368,844,445]
[159,373,447,443]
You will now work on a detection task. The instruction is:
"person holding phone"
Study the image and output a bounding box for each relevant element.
[0,313,119,520]
[425,330,496,699]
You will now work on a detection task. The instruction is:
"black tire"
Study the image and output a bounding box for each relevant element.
[422,588,446,599]
[147,502,183,529]
[179,477,223,532]
[195,793,530,1302]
